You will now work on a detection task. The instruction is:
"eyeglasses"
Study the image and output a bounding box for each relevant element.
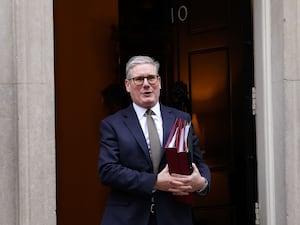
[128,75,159,86]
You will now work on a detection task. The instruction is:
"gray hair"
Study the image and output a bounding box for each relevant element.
[125,56,160,79]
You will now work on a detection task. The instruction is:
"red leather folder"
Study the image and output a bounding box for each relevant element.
[165,118,193,205]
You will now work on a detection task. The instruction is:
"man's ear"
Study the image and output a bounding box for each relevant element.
[158,78,162,89]
[125,79,130,92]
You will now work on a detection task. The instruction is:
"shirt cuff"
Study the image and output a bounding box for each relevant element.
[195,177,208,194]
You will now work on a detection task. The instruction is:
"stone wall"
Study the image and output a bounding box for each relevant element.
[254,0,300,225]
[283,0,300,224]
[0,0,56,225]
[0,0,299,225]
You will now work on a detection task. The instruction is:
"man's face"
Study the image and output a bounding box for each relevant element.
[125,63,161,108]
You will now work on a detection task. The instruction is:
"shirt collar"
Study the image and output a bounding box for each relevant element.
[133,102,161,120]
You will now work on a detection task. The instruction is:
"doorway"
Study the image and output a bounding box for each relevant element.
[119,0,257,224]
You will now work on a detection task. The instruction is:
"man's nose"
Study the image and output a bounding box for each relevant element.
[142,77,150,85]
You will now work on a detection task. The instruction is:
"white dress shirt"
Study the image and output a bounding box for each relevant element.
[133,102,163,148]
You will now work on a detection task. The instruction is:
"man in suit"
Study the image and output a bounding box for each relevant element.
[98,55,211,225]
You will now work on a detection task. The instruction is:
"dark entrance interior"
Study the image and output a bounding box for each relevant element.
[118,0,257,224]
[55,0,257,224]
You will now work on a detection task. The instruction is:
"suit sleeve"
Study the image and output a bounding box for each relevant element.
[189,124,211,194]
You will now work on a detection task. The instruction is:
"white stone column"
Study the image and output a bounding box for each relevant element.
[254,0,282,224]
[0,0,18,224]
[283,0,300,224]
[0,0,56,224]
[254,0,300,225]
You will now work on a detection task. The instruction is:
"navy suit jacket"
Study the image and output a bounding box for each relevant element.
[98,104,211,225]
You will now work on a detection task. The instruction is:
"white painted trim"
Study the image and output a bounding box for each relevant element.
[253,0,276,225]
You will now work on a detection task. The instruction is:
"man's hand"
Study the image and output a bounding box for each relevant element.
[154,165,176,192]
[154,163,207,196]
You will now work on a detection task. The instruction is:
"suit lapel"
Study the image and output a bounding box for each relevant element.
[122,104,177,171]
[161,105,176,146]
[122,105,152,166]
[159,105,177,171]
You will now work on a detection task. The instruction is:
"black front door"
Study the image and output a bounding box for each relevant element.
[119,1,257,224]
